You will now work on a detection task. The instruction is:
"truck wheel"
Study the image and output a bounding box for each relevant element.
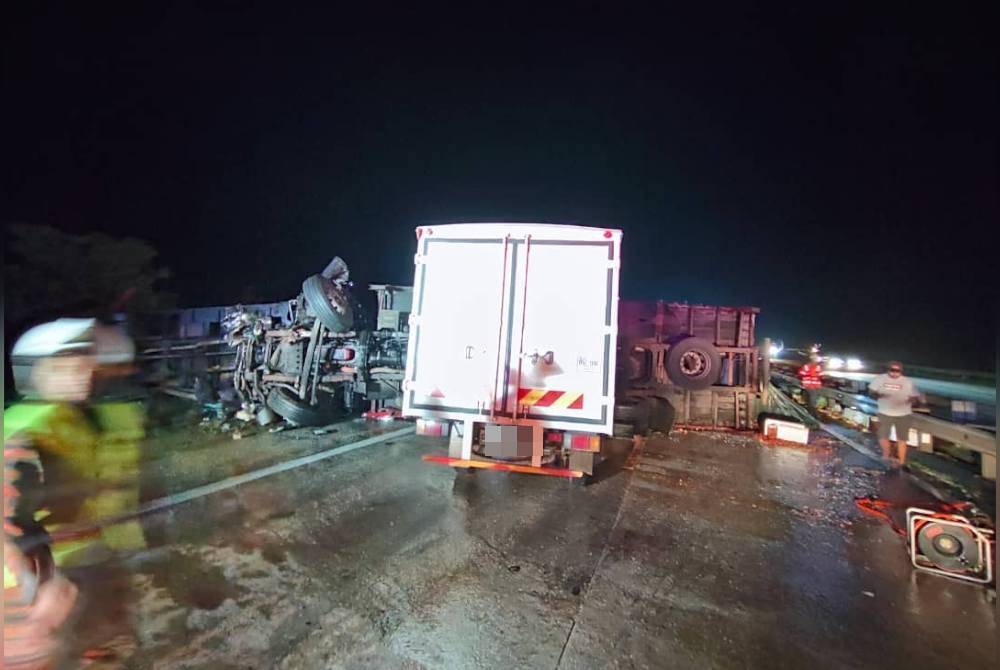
[615,401,638,423]
[665,337,721,390]
[612,422,635,438]
[615,399,651,435]
[302,274,354,332]
[647,396,676,434]
[266,387,331,427]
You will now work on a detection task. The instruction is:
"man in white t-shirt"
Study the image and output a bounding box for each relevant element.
[868,361,923,466]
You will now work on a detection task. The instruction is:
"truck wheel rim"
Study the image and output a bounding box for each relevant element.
[680,350,709,376]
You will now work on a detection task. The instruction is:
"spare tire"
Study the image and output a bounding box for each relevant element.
[665,337,721,390]
[302,274,353,332]
[266,387,331,427]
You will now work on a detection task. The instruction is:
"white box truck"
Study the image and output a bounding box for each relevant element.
[402,223,622,478]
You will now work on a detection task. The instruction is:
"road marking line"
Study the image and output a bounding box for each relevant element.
[48,425,416,543]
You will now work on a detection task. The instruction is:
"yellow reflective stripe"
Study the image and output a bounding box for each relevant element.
[52,537,98,566]
[4,563,18,588]
[519,389,547,406]
[551,392,583,409]
[3,403,59,441]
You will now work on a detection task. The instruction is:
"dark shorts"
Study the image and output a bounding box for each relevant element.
[877,414,912,441]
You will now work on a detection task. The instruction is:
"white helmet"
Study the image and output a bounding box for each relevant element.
[12,318,96,358]
[11,319,135,397]
[12,318,134,363]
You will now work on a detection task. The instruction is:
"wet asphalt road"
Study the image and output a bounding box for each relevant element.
[65,420,996,669]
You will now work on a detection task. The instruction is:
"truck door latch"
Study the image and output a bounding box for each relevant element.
[524,350,554,365]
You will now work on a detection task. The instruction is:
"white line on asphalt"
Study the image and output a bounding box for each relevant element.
[49,425,416,543]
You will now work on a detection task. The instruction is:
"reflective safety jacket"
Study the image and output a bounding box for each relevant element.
[4,400,146,565]
[798,364,823,389]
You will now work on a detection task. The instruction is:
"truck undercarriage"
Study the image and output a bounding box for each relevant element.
[224,258,409,426]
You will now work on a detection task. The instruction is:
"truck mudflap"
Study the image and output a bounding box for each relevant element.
[422,455,584,478]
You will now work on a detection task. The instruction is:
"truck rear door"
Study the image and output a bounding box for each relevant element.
[403,229,511,418]
[500,231,620,434]
[403,224,621,435]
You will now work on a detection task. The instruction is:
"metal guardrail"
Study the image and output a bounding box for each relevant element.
[771,375,996,481]
[893,364,994,387]
[908,413,995,480]
[766,383,819,428]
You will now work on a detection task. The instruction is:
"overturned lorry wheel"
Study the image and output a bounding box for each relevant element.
[614,398,651,435]
[302,274,354,332]
[266,387,332,427]
[664,336,721,390]
[645,396,676,434]
[612,422,633,438]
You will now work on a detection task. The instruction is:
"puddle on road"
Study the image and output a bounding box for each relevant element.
[153,550,245,610]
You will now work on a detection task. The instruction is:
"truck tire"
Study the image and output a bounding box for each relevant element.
[615,399,651,435]
[302,274,354,333]
[266,387,331,427]
[614,401,639,423]
[647,396,676,434]
[665,337,721,390]
[612,422,635,438]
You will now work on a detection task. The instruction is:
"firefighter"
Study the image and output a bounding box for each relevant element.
[796,352,823,413]
[4,318,146,567]
[797,360,822,389]
[4,325,92,668]
[798,357,823,389]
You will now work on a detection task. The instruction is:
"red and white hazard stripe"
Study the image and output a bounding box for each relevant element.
[517,388,584,410]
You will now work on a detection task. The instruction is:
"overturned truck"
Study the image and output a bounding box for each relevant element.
[617,300,764,431]
[225,258,410,426]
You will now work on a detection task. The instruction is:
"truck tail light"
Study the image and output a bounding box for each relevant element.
[417,419,447,437]
[570,433,601,451]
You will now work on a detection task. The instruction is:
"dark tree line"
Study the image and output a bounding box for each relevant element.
[4,223,174,402]
[5,223,174,326]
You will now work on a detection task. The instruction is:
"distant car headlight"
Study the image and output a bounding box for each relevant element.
[846,357,863,371]
[827,357,845,370]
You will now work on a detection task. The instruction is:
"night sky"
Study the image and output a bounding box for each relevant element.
[5,4,997,371]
